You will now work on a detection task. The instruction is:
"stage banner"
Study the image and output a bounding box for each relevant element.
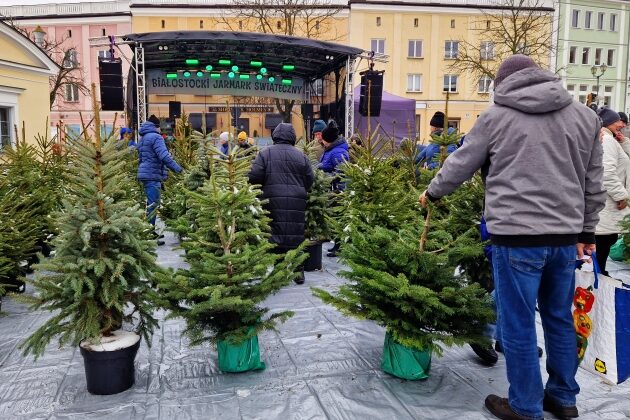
[147,70,306,100]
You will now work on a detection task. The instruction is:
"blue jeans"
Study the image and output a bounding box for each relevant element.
[142,180,161,226]
[493,245,579,419]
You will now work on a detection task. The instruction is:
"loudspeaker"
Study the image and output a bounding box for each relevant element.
[359,71,384,117]
[169,101,182,119]
[98,58,124,111]
[300,103,313,119]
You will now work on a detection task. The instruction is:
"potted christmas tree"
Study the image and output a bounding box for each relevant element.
[297,138,332,271]
[19,95,161,395]
[156,146,307,373]
[313,133,493,380]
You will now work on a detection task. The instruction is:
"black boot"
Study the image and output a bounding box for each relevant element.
[327,242,340,257]
[294,271,305,285]
[470,343,498,365]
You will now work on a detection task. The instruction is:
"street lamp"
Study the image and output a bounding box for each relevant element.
[591,63,608,105]
[32,25,46,48]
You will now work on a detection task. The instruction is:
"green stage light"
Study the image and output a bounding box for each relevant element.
[282,78,292,85]
[219,59,231,65]
[260,67,267,74]
[205,64,213,71]
[228,71,235,78]
[231,65,239,72]
[185,59,199,65]
[196,71,204,77]
[210,73,221,78]
[183,71,191,78]
[268,76,275,82]
[250,60,263,67]
[239,74,250,80]
[282,64,295,71]
[166,73,177,79]
[256,74,263,80]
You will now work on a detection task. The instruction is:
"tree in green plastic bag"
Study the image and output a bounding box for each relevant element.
[156,145,307,373]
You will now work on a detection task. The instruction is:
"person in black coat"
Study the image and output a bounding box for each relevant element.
[248,123,314,284]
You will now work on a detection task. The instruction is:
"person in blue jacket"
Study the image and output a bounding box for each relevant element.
[318,121,349,257]
[120,127,135,147]
[137,115,183,244]
[416,111,457,169]
[219,132,230,155]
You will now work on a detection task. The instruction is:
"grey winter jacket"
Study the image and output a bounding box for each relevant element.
[427,67,605,246]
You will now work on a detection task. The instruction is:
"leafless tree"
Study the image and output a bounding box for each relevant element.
[449,0,556,89]
[217,0,346,122]
[3,18,90,109]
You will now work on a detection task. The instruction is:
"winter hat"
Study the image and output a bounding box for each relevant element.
[429,111,445,129]
[322,121,340,143]
[598,107,621,127]
[619,112,629,124]
[312,119,327,134]
[119,127,131,139]
[494,54,538,87]
[238,131,247,141]
[148,114,160,127]
[219,131,230,142]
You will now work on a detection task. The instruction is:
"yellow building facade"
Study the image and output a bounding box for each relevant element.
[350,2,509,141]
[0,21,58,148]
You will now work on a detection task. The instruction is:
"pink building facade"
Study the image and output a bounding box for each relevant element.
[0,1,132,139]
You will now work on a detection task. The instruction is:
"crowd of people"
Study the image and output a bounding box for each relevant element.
[116,53,629,419]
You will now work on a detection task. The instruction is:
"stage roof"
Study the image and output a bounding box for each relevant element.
[123,31,364,81]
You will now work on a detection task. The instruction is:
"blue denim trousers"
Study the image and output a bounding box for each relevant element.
[142,180,161,226]
[493,245,579,419]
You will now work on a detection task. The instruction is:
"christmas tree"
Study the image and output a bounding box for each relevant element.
[20,97,160,358]
[156,145,307,371]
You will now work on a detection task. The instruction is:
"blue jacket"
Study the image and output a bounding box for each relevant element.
[416,128,457,169]
[319,137,349,173]
[220,142,229,155]
[137,121,182,181]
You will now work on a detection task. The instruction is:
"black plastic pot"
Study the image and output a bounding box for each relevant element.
[304,242,323,271]
[79,337,141,395]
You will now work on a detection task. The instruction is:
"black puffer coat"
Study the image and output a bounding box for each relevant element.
[248,123,315,251]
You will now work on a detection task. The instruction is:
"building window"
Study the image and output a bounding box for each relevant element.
[584,11,592,29]
[315,20,320,30]
[277,21,282,30]
[569,46,577,64]
[414,18,419,27]
[598,12,605,30]
[408,40,423,58]
[239,21,243,30]
[65,84,80,102]
[517,43,529,54]
[313,79,324,96]
[450,19,455,28]
[101,28,106,36]
[566,84,575,92]
[478,75,493,93]
[63,49,78,68]
[579,95,587,103]
[480,41,495,60]
[581,47,590,65]
[376,16,381,26]
[579,84,588,91]
[67,29,72,37]
[594,48,602,65]
[443,74,458,93]
[200,20,203,29]
[0,107,10,150]
[572,9,580,28]
[610,14,618,31]
[608,49,615,66]
[161,20,165,29]
[604,86,613,106]
[407,74,422,92]
[444,40,459,59]
[371,39,385,55]
[98,50,112,60]
[486,20,490,29]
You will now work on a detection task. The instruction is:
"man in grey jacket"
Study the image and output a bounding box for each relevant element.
[420,55,605,420]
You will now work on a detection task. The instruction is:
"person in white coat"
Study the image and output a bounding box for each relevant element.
[595,108,630,275]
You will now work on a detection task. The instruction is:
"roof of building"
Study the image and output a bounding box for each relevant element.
[0,20,59,75]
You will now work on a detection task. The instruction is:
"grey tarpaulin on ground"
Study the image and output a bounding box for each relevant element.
[0,230,629,419]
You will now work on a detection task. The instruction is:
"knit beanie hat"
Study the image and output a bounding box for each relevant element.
[429,111,445,129]
[494,54,538,87]
[322,121,340,143]
[219,131,230,142]
[619,112,629,124]
[598,107,621,127]
[148,114,160,127]
[312,119,327,134]
[238,131,247,141]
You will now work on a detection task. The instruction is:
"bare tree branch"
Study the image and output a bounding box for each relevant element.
[449,0,556,90]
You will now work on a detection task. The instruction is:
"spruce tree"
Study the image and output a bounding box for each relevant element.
[156,146,307,346]
[19,98,160,358]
